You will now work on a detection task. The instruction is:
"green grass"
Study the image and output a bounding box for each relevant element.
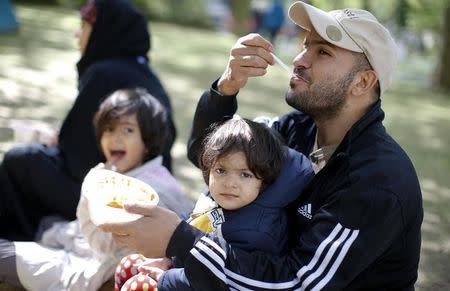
[0,4,449,290]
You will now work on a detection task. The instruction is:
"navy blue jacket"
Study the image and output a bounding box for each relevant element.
[221,147,313,254]
[163,81,423,290]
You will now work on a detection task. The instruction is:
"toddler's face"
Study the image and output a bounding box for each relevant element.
[209,151,262,210]
[100,113,147,173]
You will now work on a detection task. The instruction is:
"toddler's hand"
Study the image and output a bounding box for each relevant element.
[138,257,172,280]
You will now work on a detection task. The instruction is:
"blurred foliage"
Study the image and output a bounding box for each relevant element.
[433,2,450,92]
[14,0,212,28]
[230,0,251,35]
[13,0,446,35]
[133,0,211,28]
[12,0,448,91]
[394,0,409,28]
[309,0,446,34]
[407,0,447,32]
[14,0,59,4]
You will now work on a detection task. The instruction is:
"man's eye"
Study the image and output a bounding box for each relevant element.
[319,49,330,55]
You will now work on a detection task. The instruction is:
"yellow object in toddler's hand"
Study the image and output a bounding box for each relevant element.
[189,213,215,233]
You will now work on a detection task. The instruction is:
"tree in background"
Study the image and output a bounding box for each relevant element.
[394,0,409,28]
[434,1,450,92]
[229,0,251,35]
[361,0,370,11]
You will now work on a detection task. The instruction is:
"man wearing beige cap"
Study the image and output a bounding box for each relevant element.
[100,2,423,290]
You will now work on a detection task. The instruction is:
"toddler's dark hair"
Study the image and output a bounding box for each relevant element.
[199,117,284,190]
[93,88,168,162]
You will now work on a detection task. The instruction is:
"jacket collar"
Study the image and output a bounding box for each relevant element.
[335,99,385,156]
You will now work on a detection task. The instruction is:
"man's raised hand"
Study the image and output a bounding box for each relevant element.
[218,33,275,96]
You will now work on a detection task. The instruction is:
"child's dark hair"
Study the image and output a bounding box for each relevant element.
[199,117,284,190]
[93,88,168,162]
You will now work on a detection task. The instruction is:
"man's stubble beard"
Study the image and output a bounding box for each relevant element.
[285,69,357,121]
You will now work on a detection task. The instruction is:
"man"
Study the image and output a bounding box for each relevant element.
[101,2,423,290]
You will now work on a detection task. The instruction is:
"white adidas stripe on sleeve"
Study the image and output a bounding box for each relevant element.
[301,227,352,289]
[297,223,343,280]
[191,223,359,290]
[190,248,227,283]
[311,229,359,291]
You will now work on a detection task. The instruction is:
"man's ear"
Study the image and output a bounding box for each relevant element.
[350,70,378,97]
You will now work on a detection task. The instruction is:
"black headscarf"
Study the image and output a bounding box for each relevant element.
[76,0,151,76]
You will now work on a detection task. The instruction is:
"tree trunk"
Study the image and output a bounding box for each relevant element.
[229,0,251,36]
[361,0,370,11]
[434,1,450,92]
[394,0,409,28]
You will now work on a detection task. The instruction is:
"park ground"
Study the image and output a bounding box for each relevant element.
[0,5,449,290]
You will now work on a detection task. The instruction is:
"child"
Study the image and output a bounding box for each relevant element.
[0,88,193,291]
[115,117,314,290]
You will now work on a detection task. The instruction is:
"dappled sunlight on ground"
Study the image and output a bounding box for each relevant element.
[383,82,450,290]
[417,178,450,290]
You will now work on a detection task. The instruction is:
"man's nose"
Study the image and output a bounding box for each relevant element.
[293,49,311,69]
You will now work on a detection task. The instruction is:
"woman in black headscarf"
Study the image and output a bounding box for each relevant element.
[0,0,176,241]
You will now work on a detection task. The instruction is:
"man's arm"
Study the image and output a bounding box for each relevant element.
[98,175,405,290]
[166,187,405,290]
[188,33,276,166]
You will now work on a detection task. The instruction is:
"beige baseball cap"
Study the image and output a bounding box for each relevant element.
[288,1,397,95]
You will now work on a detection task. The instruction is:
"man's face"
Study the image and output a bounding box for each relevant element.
[285,29,359,120]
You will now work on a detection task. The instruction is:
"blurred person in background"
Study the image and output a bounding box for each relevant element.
[0,0,176,241]
[206,0,233,33]
[262,0,285,45]
[0,0,19,32]
[248,0,265,33]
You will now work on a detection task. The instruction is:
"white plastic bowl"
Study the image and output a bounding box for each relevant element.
[82,168,159,226]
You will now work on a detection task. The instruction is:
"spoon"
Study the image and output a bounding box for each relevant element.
[271,52,291,75]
